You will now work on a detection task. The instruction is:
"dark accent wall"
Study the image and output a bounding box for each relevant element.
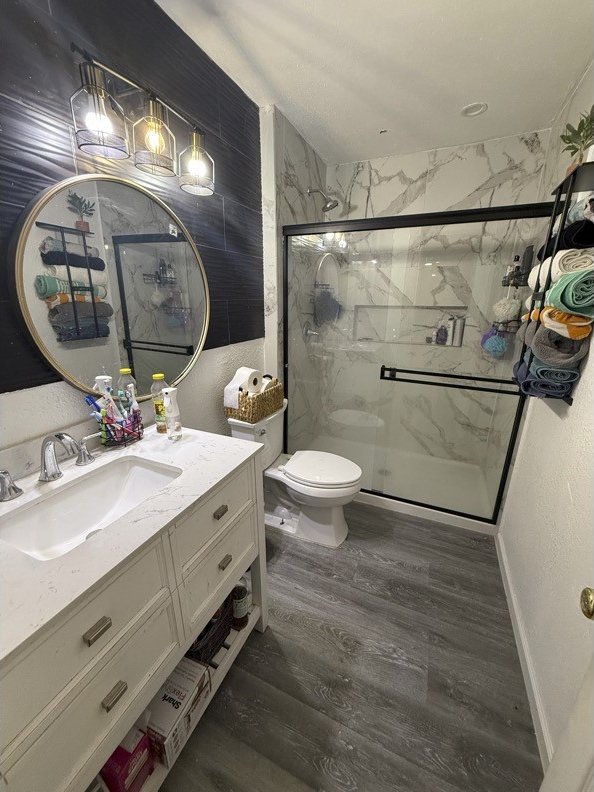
[0,0,263,393]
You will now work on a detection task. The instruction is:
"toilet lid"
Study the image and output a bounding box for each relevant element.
[282,450,362,487]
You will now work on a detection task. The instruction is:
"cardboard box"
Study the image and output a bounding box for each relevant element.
[100,726,153,792]
[147,657,211,768]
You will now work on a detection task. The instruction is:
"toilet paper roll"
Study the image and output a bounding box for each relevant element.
[259,375,275,393]
[223,367,262,408]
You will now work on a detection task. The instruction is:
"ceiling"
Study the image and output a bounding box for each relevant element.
[157,0,593,164]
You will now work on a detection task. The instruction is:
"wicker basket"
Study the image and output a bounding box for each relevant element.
[185,595,233,665]
[224,379,284,424]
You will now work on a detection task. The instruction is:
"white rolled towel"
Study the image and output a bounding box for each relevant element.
[528,259,551,291]
[223,367,262,409]
[550,248,594,281]
[42,263,109,286]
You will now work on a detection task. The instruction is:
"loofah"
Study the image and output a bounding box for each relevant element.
[482,332,508,357]
[492,296,521,322]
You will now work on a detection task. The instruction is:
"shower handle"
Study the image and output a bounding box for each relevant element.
[303,321,319,341]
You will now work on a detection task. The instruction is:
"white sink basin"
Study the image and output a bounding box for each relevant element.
[0,457,181,561]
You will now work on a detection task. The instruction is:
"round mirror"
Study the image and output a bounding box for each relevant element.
[10,175,209,398]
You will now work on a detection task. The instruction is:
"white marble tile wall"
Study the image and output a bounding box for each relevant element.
[261,106,327,447]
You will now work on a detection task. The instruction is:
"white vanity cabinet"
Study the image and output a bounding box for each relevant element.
[0,444,267,792]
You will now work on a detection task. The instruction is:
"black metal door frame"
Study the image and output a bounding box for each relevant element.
[282,201,554,524]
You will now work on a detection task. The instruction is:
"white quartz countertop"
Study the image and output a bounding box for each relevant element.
[0,426,261,663]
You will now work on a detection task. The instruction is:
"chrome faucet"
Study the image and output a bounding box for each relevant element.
[0,470,23,502]
[39,432,96,482]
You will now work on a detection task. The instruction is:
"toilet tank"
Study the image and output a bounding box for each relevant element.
[227,400,287,470]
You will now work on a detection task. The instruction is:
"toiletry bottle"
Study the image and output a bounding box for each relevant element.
[93,374,112,395]
[162,386,182,441]
[232,576,250,629]
[116,367,136,416]
[446,316,455,346]
[151,373,169,434]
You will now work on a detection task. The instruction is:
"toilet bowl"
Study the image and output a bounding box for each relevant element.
[227,400,362,547]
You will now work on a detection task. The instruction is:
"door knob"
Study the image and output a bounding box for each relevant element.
[580,587,594,620]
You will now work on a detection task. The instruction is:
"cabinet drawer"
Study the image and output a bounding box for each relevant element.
[0,539,170,754]
[3,599,179,792]
[173,465,253,574]
[182,509,257,630]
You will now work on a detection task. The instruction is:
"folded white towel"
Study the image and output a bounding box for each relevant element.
[42,264,109,286]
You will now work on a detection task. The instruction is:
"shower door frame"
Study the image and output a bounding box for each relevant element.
[283,201,555,524]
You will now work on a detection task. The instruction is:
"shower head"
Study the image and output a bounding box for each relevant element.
[307,187,339,213]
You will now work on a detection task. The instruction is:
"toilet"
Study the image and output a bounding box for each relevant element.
[227,400,362,547]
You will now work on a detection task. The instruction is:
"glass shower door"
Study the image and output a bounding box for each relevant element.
[285,207,550,521]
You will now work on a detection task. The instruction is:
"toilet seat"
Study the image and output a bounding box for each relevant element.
[281,450,362,488]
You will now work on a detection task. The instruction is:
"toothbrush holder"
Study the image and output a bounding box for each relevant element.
[100,409,144,447]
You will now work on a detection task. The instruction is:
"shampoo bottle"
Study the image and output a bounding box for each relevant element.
[162,386,182,441]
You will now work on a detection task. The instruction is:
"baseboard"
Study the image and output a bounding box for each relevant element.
[495,533,553,769]
[355,491,497,535]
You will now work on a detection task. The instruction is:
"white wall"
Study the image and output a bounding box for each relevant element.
[498,60,594,766]
[0,338,264,478]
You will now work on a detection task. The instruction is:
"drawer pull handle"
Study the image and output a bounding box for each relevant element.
[82,616,112,647]
[213,504,229,521]
[101,680,128,712]
[218,553,233,571]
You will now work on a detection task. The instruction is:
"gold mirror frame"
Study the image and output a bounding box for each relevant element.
[9,174,210,400]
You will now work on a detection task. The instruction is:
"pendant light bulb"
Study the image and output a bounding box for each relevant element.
[145,125,165,154]
[133,97,176,176]
[179,128,215,195]
[187,155,207,178]
[70,62,129,159]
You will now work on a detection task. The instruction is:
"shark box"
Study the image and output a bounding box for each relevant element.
[147,657,211,768]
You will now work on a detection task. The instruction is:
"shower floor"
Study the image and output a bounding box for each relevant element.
[308,435,492,518]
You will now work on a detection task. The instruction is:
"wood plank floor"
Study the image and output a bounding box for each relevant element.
[161,503,542,792]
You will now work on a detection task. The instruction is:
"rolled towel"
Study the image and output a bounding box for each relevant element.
[41,263,109,285]
[47,302,113,324]
[551,248,594,280]
[518,320,589,368]
[45,292,104,309]
[546,269,594,317]
[41,250,106,272]
[34,274,107,299]
[528,259,551,291]
[538,219,594,261]
[529,355,580,384]
[55,323,110,342]
[532,306,593,340]
[513,358,574,398]
[39,235,100,259]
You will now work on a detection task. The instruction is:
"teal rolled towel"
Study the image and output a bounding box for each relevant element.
[529,355,581,384]
[34,274,107,299]
[546,268,594,317]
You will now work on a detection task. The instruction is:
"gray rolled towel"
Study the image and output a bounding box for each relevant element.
[518,320,589,369]
[47,302,113,325]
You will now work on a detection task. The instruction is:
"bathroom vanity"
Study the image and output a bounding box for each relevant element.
[0,428,267,792]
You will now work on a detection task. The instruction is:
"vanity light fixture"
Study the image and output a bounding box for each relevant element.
[133,97,176,177]
[179,128,215,195]
[70,62,130,159]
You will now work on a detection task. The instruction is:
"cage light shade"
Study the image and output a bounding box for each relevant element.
[133,98,176,177]
[70,63,129,159]
[179,129,215,195]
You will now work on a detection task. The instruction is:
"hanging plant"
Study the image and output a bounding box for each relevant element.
[560,104,594,168]
[66,190,95,233]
